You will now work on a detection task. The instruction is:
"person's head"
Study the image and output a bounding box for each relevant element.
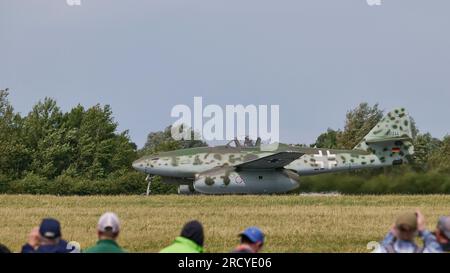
[394,212,418,241]
[39,218,62,246]
[435,216,450,248]
[239,227,265,253]
[180,220,204,247]
[97,212,120,240]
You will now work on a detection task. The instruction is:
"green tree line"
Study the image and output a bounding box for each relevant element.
[0,89,204,194]
[0,89,137,180]
[0,89,448,194]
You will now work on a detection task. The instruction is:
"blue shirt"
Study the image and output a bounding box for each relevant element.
[21,239,72,253]
[421,230,444,253]
[376,230,444,253]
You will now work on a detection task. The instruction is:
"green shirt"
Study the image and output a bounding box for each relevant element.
[159,236,204,253]
[84,239,126,253]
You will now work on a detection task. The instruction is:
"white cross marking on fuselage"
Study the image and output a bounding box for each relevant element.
[313,150,337,170]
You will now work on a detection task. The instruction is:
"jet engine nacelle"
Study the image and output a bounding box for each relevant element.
[193,168,300,194]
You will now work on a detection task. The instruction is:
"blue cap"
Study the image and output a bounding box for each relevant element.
[239,227,265,244]
[39,218,61,239]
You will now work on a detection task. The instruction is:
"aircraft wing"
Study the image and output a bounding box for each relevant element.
[234,151,304,170]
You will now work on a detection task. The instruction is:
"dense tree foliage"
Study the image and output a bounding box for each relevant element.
[428,136,450,173]
[0,90,29,180]
[0,89,448,195]
[140,125,206,155]
[312,128,340,149]
[336,103,383,149]
[411,133,442,172]
[0,90,137,181]
[0,89,206,194]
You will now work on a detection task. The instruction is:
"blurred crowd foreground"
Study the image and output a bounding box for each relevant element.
[0,210,449,253]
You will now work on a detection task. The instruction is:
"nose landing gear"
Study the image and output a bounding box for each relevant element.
[145,175,154,196]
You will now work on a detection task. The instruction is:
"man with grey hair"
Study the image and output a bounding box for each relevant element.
[84,212,126,253]
[422,216,450,253]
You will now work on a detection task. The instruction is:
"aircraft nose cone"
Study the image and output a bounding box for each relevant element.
[132,159,145,172]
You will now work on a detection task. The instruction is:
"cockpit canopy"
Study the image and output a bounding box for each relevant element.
[225,136,261,148]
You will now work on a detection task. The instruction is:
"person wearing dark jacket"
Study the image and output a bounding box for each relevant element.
[21,218,72,253]
[160,220,204,253]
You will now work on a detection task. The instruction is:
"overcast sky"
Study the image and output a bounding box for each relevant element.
[1,0,449,148]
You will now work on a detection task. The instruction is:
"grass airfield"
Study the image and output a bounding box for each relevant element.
[1,194,449,253]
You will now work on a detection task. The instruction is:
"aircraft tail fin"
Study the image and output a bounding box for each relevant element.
[354,108,414,164]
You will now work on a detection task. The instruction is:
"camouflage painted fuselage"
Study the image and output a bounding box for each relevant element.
[133,144,407,194]
[133,108,414,194]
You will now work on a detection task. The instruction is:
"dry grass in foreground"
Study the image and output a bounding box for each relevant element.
[0,194,449,253]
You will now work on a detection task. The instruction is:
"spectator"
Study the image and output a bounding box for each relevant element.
[160,220,204,253]
[376,211,422,253]
[422,216,450,253]
[21,218,71,253]
[232,226,265,253]
[84,212,126,253]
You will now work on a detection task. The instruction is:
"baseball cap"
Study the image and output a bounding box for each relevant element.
[239,227,265,244]
[97,212,120,233]
[437,216,450,239]
[395,212,418,231]
[39,218,62,239]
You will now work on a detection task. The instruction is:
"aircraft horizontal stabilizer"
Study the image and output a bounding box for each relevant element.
[365,136,412,144]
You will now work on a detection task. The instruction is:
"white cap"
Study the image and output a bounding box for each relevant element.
[97,212,120,233]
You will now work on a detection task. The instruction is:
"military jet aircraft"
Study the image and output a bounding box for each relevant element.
[133,108,414,194]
